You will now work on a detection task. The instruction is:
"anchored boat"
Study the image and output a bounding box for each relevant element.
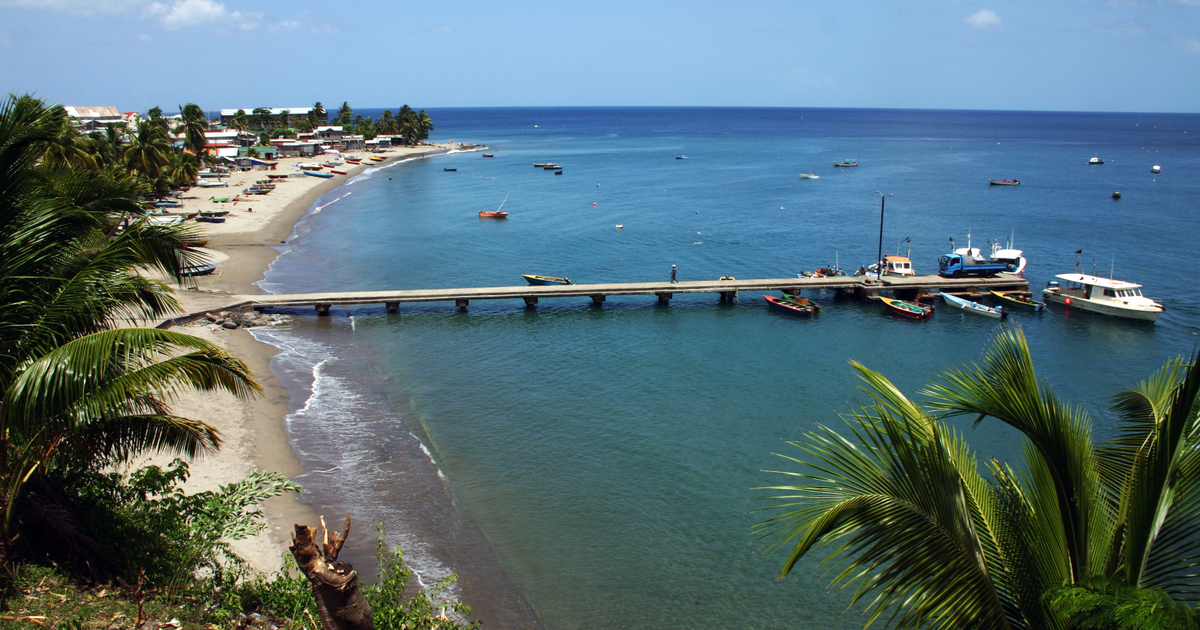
[522,275,571,286]
[764,295,820,317]
[989,290,1045,312]
[989,179,1020,186]
[879,296,932,319]
[1043,273,1164,322]
[942,293,1006,319]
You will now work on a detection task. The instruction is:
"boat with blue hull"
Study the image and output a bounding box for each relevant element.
[522,274,571,285]
[304,170,334,179]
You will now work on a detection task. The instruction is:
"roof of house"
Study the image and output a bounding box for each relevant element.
[315,126,344,133]
[220,107,315,116]
[64,106,121,119]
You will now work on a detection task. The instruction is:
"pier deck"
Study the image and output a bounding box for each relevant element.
[225,273,1029,314]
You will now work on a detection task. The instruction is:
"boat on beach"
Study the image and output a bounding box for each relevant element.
[1043,273,1164,322]
[989,179,1020,186]
[879,296,932,319]
[764,294,820,316]
[180,263,217,277]
[989,290,1045,312]
[522,274,571,285]
[941,292,1006,319]
[195,216,226,223]
[197,180,228,188]
[267,174,290,179]
[798,173,819,179]
[304,171,334,179]
[199,210,230,218]
[331,170,348,175]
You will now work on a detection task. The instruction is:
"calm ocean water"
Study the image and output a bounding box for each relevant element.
[253,107,1200,629]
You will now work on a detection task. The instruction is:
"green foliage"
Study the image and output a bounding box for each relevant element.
[756,326,1200,629]
[242,524,478,630]
[1047,578,1199,629]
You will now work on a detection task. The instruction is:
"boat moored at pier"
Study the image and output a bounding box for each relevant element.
[942,292,1006,319]
[879,296,932,319]
[1042,274,1164,322]
[522,275,571,285]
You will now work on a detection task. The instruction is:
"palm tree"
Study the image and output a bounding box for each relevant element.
[176,102,207,162]
[756,327,1200,629]
[397,105,417,145]
[379,110,394,135]
[124,120,172,184]
[251,107,272,130]
[307,102,326,129]
[416,109,434,143]
[0,94,259,573]
[230,109,249,133]
[337,102,353,126]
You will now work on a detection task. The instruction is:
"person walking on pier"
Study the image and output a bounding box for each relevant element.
[670,264,678,283]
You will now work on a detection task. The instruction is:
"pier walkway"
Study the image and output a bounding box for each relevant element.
[225,273,1029,314]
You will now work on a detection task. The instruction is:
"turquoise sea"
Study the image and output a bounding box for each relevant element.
[251,107,1200,629]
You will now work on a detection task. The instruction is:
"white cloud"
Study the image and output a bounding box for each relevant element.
[268,20,300,33]
[964,9,1003,29]
[0,0,143,16]
[143,0,259,30]
[1178,36,1200,53]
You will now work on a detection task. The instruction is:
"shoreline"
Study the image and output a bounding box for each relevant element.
[153,143,472,573]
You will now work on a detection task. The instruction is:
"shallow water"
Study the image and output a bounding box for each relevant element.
[255,107,1200,629]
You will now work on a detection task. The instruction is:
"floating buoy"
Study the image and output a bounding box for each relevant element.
[593,202,597,206]
[1065,298,1072,305]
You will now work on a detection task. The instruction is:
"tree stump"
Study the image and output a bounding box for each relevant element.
[290,516,374,630]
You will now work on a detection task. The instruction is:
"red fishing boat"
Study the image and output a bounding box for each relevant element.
[479,194,509,219]
[879,296,932,319]
[763,295,820,316]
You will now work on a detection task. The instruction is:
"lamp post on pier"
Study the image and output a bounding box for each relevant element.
[876,191,892,276]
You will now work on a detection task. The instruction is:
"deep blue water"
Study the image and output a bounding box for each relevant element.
[253,107,1200,629]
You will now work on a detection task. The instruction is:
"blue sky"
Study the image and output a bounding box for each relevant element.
[2,0,1199,113]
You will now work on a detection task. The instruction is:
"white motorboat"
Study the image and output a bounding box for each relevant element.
[954,231,1027,275]
[941,293,1006,319]
[197,180,228,188]
[1042,274,1164,322]
[1151,165,1162,173]
[1088,157,1104,165]
[856,255,916,278]
[798,172,819,179]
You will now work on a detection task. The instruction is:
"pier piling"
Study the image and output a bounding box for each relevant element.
[385,302,399,313]
[590,295,606,305]
[523,296,538,308]
[315,304,330,316]
[656,292,673,304]
[456,299,469,311]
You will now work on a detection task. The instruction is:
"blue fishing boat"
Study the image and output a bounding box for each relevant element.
[304,170,334,179]
[522,274,571,285]
[180,263,217,277]
[195,216,226,223]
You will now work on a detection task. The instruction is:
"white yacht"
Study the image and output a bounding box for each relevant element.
[1043,274,1164,322]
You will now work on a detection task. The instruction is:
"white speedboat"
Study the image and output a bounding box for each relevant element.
[1151,165,1161,173]
[1043,274,1164,322]
[942,293,1006,319]
[1088,157,1104,165]
[798,172,819,179]
[197,180,228,188]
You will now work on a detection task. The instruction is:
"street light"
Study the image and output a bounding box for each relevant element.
[876,191,892,277]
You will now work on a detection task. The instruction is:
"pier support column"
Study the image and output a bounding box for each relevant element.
[719,290,738,303]
[590,295,606,306]
[523,296,538,308]
[456,299,469,311]
[656,292,673,304]
[385,302,399,313]
[315,304,330,316]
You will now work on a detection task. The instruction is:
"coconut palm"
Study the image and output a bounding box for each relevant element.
[756,327,1200,629]
[176,102,208,161]
[0,94,259,572]
[124,119,172,183]
[230,109,249,133]
[416,109,434,143]
[307,102,326,129]
[337,101,353,126]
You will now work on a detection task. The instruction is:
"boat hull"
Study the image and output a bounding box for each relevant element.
[303,171,334,179]
[1042,288,1162,322]
[989,179,1020,186]
[989,290,1044,311]
[522,275,571,285]
[180,263,217,277]
[479,211,508,219]
[879,296,932,319]
[942,293,1005,319]
[764,295,818,316]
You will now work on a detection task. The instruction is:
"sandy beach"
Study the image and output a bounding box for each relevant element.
[143,142,471,573]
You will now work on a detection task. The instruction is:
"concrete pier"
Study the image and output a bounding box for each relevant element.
[222,274,1028,314]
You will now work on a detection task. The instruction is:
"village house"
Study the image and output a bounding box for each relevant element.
[64,106,124,131]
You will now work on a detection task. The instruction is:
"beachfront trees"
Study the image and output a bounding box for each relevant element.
[230,109,249,133]
[0,94,260,576]
[308,102,326,129]
[124,118,172,183]
[177,102,208,160]
[252,107,272,129]
[756,327,1200,629]
[277,109,290,129]
[337,102,353,126]
[417,109,433,142]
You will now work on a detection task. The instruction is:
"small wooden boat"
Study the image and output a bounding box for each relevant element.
[522,274,571,285]
[1112,191,1122,199]
[331,170,348,175]
[211,197,229,203]
[534,163,554,167]
[199,210,229,217]
[479,211,508,219]
[554,170,563,175]
[180,263,217,277]
[197,180,228,188]
[764,295,819,316]
[989,179,1020,186]
[444,168,457,172]
[989,290,1045,312]
[155,201,182,207]
[181,239,208,248]
[267,174,290,179]
[344,158,362,164]
[879,296,932,319]
[195,216,226,223]
[1088,157,1104,165]
[482,153,494,157]
[1151,165,1161,173]
[942,293,1006,319]
[798,173,819,179]
[369,156,386,162]
[834,160,858,167]
[676,155,688,159]
[304,171,334,179]
[541,164,561,170]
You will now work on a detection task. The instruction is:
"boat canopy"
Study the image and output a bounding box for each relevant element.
[1055,273,1142,290]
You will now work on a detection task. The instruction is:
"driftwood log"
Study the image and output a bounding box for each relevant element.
[290,516,374,630]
